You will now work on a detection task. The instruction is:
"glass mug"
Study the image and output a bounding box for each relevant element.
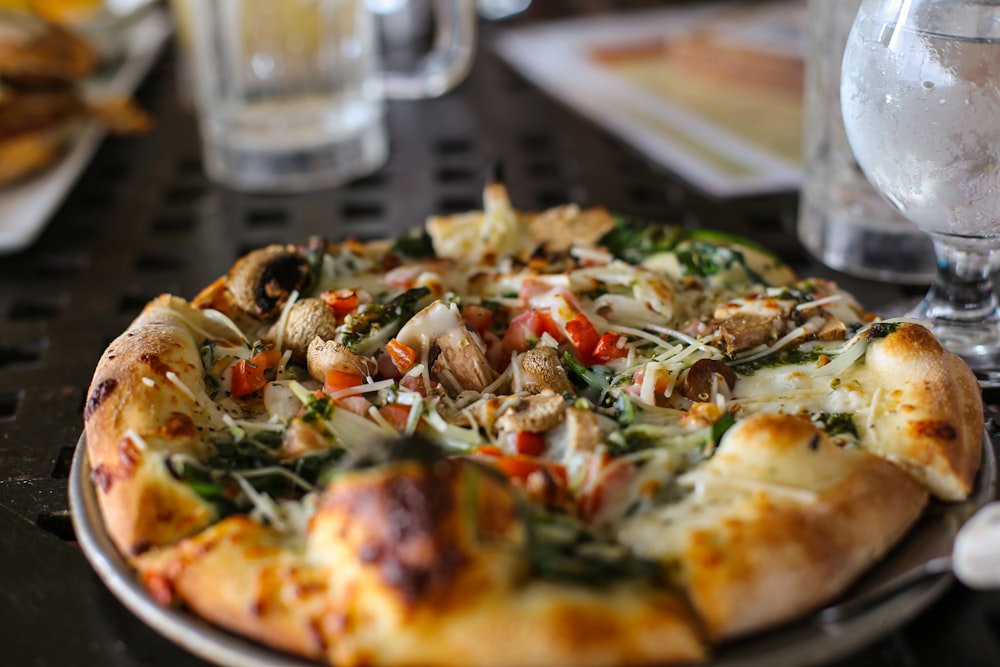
[176,0,477,193]
[797,0,936,284]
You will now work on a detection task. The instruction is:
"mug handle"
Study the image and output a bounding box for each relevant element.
[381,0,478,99]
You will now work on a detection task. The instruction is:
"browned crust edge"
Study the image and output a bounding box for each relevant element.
[866,323,983,500]
[83,294,219,557]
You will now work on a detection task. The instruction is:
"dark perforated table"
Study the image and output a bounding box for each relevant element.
[1,2,999,665]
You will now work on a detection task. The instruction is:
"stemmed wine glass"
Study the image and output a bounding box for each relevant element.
[841,0,1000,385]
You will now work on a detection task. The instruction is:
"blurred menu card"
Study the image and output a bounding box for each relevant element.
[495,0,805,198]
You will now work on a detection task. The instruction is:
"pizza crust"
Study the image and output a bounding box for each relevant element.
[863,323,983,501]
[84,295,232,556]
[619,413,929,640]
[136,459,709,667]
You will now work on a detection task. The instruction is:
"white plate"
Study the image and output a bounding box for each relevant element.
[70,432,996,667]
[0,8,171,256]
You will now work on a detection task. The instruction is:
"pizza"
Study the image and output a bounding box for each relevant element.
[82,181,984,666]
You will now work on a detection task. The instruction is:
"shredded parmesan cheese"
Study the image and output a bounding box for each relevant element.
[165,371,198,404]
[273,290,300,352]
[124,428,148,451]
[326,378,395,402]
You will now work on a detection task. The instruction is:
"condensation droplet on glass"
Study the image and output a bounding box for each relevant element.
[252,53,275,79]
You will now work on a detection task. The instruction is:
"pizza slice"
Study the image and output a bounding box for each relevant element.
[618,412,928,640]
[728,321,982,501]
[134,454,708,667]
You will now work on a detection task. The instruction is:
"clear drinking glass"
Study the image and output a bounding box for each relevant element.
[841,0,1000,384]
[178,0,477,193]
[799,0,937,285]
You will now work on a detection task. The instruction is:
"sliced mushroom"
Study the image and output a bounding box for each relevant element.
[514,346,573,394]
[432,327,498,396]
[397,301,499,397]
[563,407,603,453]
[495,390,566,434]
[227,245,311,320]
[717,312,786,355]
[815,314,848,342]
[273,298,339,364]
[680,359,737,402]
[307,337,377,382]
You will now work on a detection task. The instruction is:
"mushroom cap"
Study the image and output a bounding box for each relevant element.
[516,346,573,394]
[227,245,311,320]
[275,299,340,365]
[495,391,567,434]
[307,337,377,382]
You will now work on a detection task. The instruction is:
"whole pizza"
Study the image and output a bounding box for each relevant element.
[83,181,983,666]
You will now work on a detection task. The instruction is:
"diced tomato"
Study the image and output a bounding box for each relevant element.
[230,348,282,397]
[460,304,495,335]
[513,430,546,456]
[324,369,364,394]
[320,289,360,318]
[386,338,418,373]
[632,364,672,396]
[592,332,628,363]
[472,444,504,458]
[493,455,566,484]
[564,314,601,364]
[489,455,568,505]
[378,403,413,433]
[501,310,563,355]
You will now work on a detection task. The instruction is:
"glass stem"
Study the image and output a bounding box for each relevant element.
[921,239,999,324]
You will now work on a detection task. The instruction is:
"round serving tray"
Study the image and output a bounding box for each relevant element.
[70,432,997,667]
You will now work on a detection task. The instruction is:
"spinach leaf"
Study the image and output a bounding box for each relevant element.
[598,216,683,264]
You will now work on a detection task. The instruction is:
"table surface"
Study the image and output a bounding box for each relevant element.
[1,2,999,665]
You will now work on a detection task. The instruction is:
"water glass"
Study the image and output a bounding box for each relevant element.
[177,0,476,193]
[797,0,936,284]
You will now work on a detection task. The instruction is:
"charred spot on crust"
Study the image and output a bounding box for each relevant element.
[379,473,466,602]
[90,463,117,492]
[334,464,467,606]
[130,540,153,557]
[84,378,117,420]
[913,420,958,441]
[138,353,172,377]
[160,412,197,440]
[865,321,901,340]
